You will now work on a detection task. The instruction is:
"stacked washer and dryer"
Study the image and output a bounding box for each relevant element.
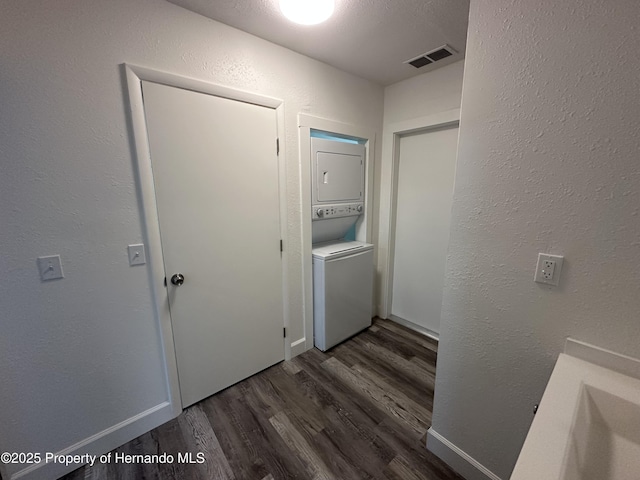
[311,137,374,351]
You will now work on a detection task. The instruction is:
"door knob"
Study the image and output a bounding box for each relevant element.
[171,273,185,286]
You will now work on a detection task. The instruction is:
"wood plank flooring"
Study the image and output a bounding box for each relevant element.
[62,318,463,480]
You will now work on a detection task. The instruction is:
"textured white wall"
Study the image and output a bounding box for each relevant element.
[384,61,465,124]
[432,0,640,478]
[0,0,383,476]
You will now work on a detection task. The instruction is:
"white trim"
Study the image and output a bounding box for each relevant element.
[10,402,174,480]
[298,113,374,142]
[298,126,314,354]
[427,428,503,480]
[389,314,439,341]
[124,64,183,416]
[290,337,307,357]
[565,338,640,381]
[378,109,460,319]
[275,102,292,361]
[297,114,377,353]
[126,64,283,109]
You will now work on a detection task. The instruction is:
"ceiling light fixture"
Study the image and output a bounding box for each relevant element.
[279,0,335,25]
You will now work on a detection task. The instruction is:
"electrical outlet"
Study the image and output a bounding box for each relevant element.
[542,259,555,280]
[534,253,564,286]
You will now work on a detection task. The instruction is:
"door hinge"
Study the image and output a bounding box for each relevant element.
[276,138,280,155]
[283,327,286,338]
[280,239,283,252]
[164,277,167,287]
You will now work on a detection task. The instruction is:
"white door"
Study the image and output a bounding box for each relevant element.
[141,81,284,408]
[391,126,458,335]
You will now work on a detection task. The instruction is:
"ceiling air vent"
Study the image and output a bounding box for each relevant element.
[408,56,433,68]
[404,44,457,69]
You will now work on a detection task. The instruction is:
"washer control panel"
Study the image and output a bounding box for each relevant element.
[312,202,364,220]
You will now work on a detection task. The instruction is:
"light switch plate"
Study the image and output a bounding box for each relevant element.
[128,244,146,266]
[37,255,64,281]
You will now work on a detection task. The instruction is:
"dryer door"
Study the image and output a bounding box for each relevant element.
[312,138,365,204]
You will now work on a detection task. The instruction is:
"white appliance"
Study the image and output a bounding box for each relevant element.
[310,137,373,351]
[311,137,365,243]
[312,240,374,351]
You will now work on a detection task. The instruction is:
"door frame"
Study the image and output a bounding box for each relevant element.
[124,64,289,413]
[378,109,460,324]
[298,114,376,355]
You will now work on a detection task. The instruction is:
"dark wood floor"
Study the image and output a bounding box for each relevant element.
[63,318,463,480]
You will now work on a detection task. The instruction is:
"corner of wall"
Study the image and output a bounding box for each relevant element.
[427,428,503,480]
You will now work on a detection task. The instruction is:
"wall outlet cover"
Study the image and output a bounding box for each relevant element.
[128,244,146,266]
[534,253,564,286]
[37,255,64,281]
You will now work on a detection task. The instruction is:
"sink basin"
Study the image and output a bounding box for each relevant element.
[564,384,640,479]
[511,344,640,480]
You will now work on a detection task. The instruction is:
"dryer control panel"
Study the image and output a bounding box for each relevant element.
[312,202,364,220]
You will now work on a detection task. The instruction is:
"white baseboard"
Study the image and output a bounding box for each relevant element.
[427,428,502,480]
[10,402,176,480]
[290,337,307,357]
[388,315,439,341]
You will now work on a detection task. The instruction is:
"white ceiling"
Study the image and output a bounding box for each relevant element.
[166,0,470,86]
